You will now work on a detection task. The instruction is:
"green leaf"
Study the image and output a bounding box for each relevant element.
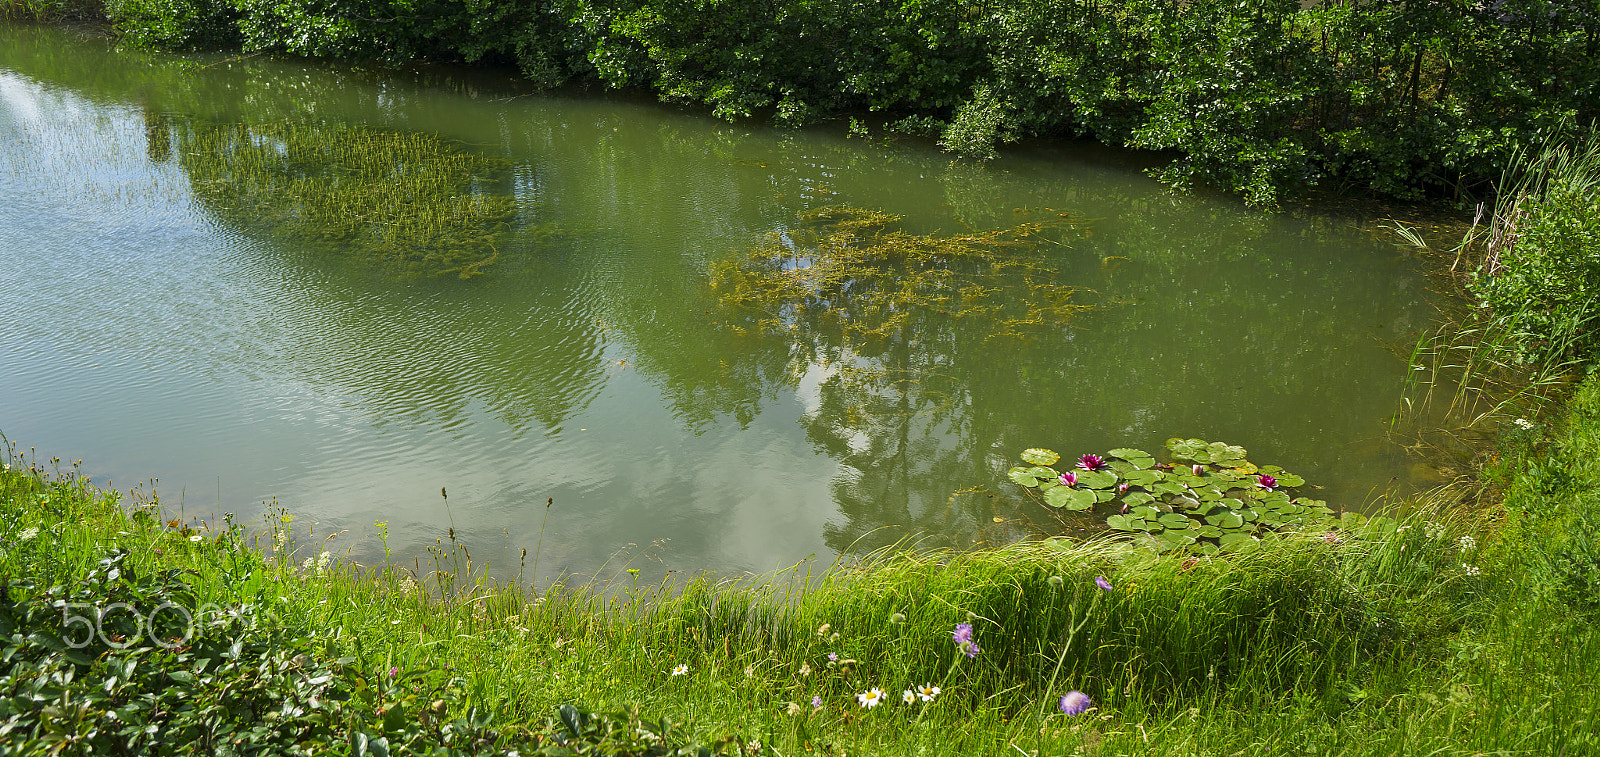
[1108,448,1155,468]
[1076,469,1118,489]
[1158,513,1192,529]
[1122,491,1155,506]
[1121,469,1161,487]
[1219,532,1257,552]
[1207,511,1244,529]
[1007,467,1039,487]
[1275,473,1306,487]
[1046,487,1097,511]
[1021,448,1060,466]
[1106,514,1138,532]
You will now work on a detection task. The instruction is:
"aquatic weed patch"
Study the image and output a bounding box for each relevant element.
[709,205,1091,342]
[179,118,521,278]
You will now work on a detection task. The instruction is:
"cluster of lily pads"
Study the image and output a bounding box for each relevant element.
[1007,438,1336,554]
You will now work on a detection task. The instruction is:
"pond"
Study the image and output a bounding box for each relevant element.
[0,24,1439,583]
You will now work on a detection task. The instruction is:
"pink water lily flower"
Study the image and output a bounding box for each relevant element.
[1077,454,1107,471]
[1058,471,1078,487]
[1258,474,1278,490]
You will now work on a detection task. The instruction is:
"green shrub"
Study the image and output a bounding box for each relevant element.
[1470,134,1600,368]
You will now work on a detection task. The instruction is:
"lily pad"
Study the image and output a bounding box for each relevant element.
[1108,448,1155,469]
[1021,448,1060,466]
[1121,469,1161,487]
[1007,467,1039,487]
[1046,487,1097,511]
[1131,505,1160,519]
[1219,532,1257,552]
[1076,469,1119,490]
[1189,542,1220,556]
[1167,438,1210,462]
[1106,514,1138,532]
[1275,473,1306,488]
[1207,511,1245,529]
[1196,524,1223,538]
[1158,513,1192,529]
[1122,491,1155,506]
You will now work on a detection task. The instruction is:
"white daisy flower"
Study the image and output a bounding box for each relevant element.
[916,684,940,702]
[856,688,885,708]
[672,664,689,676]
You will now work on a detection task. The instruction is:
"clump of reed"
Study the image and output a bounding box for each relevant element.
[1399,129,1600,442]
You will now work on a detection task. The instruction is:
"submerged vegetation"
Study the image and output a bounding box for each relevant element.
[710,206,1089,342]
[178,118,521,278]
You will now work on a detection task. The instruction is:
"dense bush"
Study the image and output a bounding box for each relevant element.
[90,0,1598,205]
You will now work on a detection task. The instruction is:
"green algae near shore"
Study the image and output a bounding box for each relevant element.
[178,118,519,278]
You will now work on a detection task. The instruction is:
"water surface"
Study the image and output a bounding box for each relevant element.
[0,24,1437,582]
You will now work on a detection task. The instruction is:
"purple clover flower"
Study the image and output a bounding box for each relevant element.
[1058,471,1078,487]
[965,640,980,658]
[811,695,823,710]
[828,652,838,662]
[1258,474,1278,490]
[1077,454,1107,471]
[1095,575,1113,591]
[1059,690,1092,716]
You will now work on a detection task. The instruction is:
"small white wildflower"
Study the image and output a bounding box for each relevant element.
[188,534,203,542]
[399,576,420,595]
[916,684,940,702]
[856,688,885,708]
[1458,535,1476,551]
[672,664,688,676]
[902,689,916,704]
[274,531,289,553]
[300,556,314,572]
[1462,564,1481,577]
[18,527,38,541]
[785,701,803,716]
[1424,522,1446,539]
[745,740,761,755]
[1513,417,1535,430]
[314,551,332,576]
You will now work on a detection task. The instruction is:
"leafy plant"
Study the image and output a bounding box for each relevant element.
[1008,438,1336,553]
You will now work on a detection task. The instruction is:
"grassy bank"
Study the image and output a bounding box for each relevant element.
[4,400,1600,755]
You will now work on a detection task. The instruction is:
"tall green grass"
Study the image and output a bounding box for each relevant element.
[9,434,1566,754]
[1402,131,1600,436]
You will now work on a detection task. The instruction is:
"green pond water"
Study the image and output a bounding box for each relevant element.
[0,24,1441,582]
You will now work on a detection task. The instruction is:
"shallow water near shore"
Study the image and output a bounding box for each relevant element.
[0,23,1439,582]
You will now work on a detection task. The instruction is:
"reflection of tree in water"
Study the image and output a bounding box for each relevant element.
[712,207,1095,552]
[154,111,606,434]
[175,117,522,278]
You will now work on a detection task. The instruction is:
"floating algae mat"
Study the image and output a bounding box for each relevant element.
[710,206,1093,341]
[178,119,519,278]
